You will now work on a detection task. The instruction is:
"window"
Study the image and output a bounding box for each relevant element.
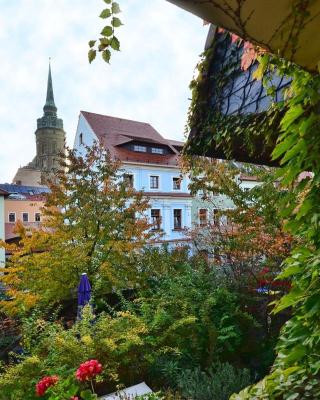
[151,147,164,154]
[124,174,134,188]
[213,209,220,226]
[173,209,182,230]
[133,145,147,152]
[199,209,208,226]
[173,177,181,190]
[150,175,159,189]
[35,212,41,222]
[151,209,161,230]
[22,213,29,222]
[8,213,15,223]
[79,133,83,145]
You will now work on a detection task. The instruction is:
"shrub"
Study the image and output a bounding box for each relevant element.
[176,362,251,400]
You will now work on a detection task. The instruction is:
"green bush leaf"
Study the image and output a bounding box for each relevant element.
[88,49,96,63]
[112,17,122,27]
[112,2,121,13]
[110,36,120,51]
[101,26,113,36]
[102,49,111,63]
[99,8,111,19]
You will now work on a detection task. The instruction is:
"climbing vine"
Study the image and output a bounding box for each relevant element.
[88,0,123,64]
[184,31,286,166]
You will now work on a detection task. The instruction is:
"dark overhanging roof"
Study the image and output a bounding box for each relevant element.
[167,0,320,73]
[184,27,291,167]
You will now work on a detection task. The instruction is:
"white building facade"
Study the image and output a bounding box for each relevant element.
[74,111,192,247]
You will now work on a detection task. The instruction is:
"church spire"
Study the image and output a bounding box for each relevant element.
[37,61,63,130]
[43,60,57,114]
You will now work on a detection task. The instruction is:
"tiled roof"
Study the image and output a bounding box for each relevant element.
[81,111,181,166]
[0,184,50,195]
[5,222,41,241]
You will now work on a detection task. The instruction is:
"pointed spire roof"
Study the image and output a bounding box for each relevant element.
[37,61,64,130]
[43,60,57,114]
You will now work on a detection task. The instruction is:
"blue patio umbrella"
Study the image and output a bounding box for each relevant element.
[78,273,91,307]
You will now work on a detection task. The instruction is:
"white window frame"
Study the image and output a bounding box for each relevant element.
[150,208,161,231]
[123,173,135,188]
[79,132,84,146]
[199,208,208,226]
[8,212,16,223]
[133,145,147,153]
[172,176,182,191]
[149,174,160,190]
[151,147,164,155]
[22,212,29,222]
[173,208,182,230]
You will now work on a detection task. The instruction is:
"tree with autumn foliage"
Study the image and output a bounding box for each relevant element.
[183,156,293,294]
[0,144,152,315]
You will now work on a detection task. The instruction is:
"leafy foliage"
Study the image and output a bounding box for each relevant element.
[0,144,152,315]
[224,55,320,399]
[89,1,122,64]
[176,362,251,400]
[0,306,148,400]
[183,157,293,291]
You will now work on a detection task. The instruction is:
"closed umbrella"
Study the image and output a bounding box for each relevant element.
[77,273,91,317]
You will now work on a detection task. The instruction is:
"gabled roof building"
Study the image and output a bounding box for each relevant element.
[74,111,192,247]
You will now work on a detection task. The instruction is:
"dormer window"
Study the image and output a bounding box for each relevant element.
[133,145,147,152]
[151,147,164,154]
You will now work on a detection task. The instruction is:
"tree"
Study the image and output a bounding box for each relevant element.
[0,144,152,315]
[183,157,292,291]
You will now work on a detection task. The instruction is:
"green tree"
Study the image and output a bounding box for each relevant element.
[0,144,152,315]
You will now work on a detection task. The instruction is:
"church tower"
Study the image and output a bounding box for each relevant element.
[13,62,66,186]
[35,62,65,180]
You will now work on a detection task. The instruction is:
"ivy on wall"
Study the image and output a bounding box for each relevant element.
[184,31,287,166]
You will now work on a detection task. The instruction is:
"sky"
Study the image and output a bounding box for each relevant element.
[0,0,208,183]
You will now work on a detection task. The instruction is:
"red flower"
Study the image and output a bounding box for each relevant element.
[36,375,59,397]
[70,397,79,400]
[75,359,102,382]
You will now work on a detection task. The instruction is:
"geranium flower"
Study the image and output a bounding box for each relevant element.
[36,375,59,397]
[75,359,102,382]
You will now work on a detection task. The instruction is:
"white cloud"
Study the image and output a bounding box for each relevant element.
[0,0,208,182]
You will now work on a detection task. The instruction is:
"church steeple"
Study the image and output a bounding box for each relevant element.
[37,61,63,130]
[43,61,57,114]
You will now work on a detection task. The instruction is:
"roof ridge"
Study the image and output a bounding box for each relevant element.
[81,110,152,127]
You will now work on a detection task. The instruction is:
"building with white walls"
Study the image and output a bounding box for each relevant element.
[74,111,192,247]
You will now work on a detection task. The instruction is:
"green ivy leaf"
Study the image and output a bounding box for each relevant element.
[280,104,304,131]
[99,8,111,19]
[112,17,122,27]
[101,26,113,36]
[110,36,120,51]
[88,49,96,64]
[112,2,121,13]
[102,49,111,63]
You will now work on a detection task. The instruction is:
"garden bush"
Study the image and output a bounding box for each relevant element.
[176,362,251,400]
